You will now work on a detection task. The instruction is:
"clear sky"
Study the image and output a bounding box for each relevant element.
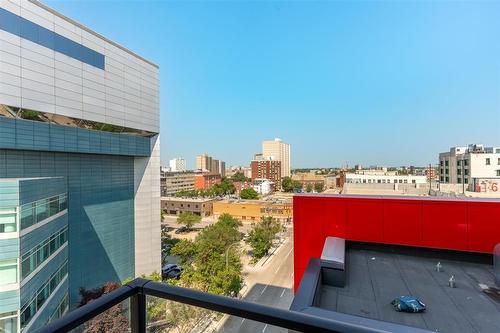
[46,0,500,169]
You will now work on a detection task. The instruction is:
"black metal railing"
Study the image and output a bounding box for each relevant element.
[33,278,423,333]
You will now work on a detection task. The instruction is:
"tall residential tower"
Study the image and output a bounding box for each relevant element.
[262,138,291,178]
[0,1,160,331]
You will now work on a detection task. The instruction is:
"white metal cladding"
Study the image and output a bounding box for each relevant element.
[0,0,159,133]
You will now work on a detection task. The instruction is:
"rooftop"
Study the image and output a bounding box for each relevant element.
[293,242,500,333]
[160,196,215,203]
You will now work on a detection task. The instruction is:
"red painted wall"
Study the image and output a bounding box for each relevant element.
[293,195,500,291]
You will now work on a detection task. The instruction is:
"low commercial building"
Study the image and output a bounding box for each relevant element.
[345,173,427,185]
[194,173,221,190]
[233,181,253,194]
[161,197,216,216]
[292,173,325,190]
[161,172,196,196]
[213,199,292,223]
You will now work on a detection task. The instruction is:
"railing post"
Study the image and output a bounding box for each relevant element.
[130,291,146,333]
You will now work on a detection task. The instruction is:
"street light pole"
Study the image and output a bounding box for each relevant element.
[226,241,240,271]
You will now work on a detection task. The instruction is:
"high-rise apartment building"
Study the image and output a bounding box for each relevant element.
[0,1,160,331]
[195,154,225,175]
[439,144,500,190]
[219,160,226,177]
[251,159,282,186]
[196,154,212,172]
[169,158,186,172]
[262,138,291,178]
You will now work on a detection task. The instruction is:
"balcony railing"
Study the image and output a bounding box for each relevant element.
[32,278,426,333]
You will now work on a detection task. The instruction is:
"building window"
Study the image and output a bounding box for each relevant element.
[21,227,68,280]
[486,158,490,165]
[412,180,416,184]
[21,261,68,328]
[440,160,443,166]
[464,159,469,166]
[497,158,500,165]
[0,208,17,233]
[457,169,461,175]
[457,160,461,166]
[20,193,67,230]
[497,170,500,176]
[0,259,17,285]
[49,293,69,323]
[440,176,444,182]
[445,160,449,166]
[464,178,468,184]
[0,312,18,333]
[464,169,469,175]
[458,178,461,183]
[445,169,449,174]
[446,177,449,182]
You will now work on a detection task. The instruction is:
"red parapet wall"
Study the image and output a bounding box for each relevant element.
[293,194,500,291]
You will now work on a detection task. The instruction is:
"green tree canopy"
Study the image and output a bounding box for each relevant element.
[177,211,201,229]
[247,217,283,260]
[240,188,259,199]
[231,172,251,182]
[306,183,313,192]
[314,182,324,193]
[170,214,243,296]
[282,177,303,192]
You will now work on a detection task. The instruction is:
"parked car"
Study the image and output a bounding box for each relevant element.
[161,244,172,255]
[175,226,188,234]
[162,264,182,280]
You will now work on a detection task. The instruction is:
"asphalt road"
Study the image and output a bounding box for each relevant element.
[218,231,295,333]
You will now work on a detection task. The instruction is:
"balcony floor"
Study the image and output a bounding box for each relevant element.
[316,246,500,333]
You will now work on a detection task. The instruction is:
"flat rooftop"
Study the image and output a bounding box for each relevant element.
[161,196,215,203]
[316,244,500,333]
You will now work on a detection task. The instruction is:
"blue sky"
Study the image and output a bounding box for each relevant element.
[46,0,500,168]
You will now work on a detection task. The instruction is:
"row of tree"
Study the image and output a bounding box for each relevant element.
[247,216,284,260]
[281,176,324,193]
[175,177,236,198]
[170,213,243,296]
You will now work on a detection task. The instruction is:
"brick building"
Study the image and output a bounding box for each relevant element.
[251,159,281,188]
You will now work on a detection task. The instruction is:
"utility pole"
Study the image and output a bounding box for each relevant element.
[428,163,432,195]
[462,157,465,194]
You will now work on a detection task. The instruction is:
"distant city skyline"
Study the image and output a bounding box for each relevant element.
[46,1,500,168]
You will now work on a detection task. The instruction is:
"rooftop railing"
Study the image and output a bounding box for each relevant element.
[32,278,427,333]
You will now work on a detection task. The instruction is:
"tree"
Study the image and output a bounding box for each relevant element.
[177,211,201,230]
[281,176,293,192]
[231,171,251,182]
[170,214,243,296]
[282,177,303,192]
[306,183,313,193]
[161,209,165,221]
[247,217,283,260]
[314,182,324,193]
[78,282,129,333]
[240,188,259,199]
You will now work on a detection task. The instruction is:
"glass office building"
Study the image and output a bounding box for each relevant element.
[0,1,160,331]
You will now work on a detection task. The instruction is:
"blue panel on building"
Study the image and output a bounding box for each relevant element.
[0,118,151,157]
[0,8,105,69]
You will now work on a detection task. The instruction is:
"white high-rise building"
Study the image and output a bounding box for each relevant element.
[439,144,500,190]
[169,158,187,172]
[262,138,291,178]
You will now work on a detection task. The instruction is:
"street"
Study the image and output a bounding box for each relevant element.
[217,228,295,333]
